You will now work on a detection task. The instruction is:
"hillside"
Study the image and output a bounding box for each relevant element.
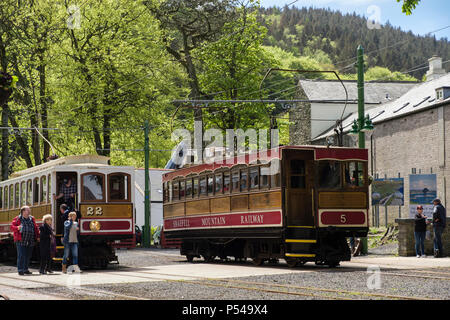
[258,6,450,79]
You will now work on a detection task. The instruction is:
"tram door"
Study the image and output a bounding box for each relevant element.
[284,150,315,226]
[55,172,78,234]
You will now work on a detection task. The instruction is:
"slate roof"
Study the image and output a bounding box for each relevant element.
[313,73,450,141]
[299,79,418,104]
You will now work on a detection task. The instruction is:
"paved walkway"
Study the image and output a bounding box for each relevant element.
[344,255,450,269]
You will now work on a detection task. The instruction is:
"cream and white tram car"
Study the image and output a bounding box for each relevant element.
[0,155,135,268]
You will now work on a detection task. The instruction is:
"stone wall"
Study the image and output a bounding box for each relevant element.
[395,218,450,256]
[289,86,311,145]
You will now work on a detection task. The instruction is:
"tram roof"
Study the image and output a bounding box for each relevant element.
[9,154,111,178]
[162,145,367,182]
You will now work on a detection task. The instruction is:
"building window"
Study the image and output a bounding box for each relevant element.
[81,173,105,202]
[108,173,130,201]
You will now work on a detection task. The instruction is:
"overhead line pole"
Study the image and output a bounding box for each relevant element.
[143,120,151,248]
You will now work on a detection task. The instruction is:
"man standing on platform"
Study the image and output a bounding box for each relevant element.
[432,198,446,258]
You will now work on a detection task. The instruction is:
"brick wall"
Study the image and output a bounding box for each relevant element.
[396,218,449,256]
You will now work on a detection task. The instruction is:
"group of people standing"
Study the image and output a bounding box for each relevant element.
[414,198,446,258]
[10,203,81,275]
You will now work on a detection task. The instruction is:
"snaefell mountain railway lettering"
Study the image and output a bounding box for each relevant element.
[201,216,226,226]
[241,214,264,224]
[173,219,190,228]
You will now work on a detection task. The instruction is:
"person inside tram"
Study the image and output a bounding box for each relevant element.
[319,160,341,189]
[54,177,77,211]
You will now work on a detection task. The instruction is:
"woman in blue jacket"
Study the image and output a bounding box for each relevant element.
[62,212,82,273]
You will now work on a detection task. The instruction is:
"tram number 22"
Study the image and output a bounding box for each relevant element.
[86,207,103,216]
[340,214,347,223]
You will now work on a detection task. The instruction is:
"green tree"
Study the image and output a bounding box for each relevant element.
[397,0,421,15]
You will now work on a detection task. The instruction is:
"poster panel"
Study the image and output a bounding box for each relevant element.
[371,178,404,206]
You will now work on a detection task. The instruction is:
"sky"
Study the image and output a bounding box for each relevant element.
[259,0,450,40]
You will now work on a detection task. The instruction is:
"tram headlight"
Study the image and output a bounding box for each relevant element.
[90,220,101,232]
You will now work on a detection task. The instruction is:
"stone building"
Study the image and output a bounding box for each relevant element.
[289,79,417,145]
[313,57,450,227]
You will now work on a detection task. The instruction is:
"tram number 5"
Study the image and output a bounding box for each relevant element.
[86,206,103,216]
[340,214,347,224]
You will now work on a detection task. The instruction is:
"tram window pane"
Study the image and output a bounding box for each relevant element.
[162,183,166,203]
[27,180,32,205]
[82,174,104,201]
[193,178,199,197]
[270,173,281,188]
[358,162,365,186]
[215,174,223,194]
[109,174,129,201]
[223,171,230,193]
[318,161,341,189]
[290,159,305,175]
[199,177,207,196]
[33,178,39,204]
[291,176,305,188]
[179,180,185,200]
[207,175,214,195]
[240,169,248,191]
[0,187,2,209]
[172,181,179,200]
[249,167,259,190]
[47,174,51,203]
[10,186,14,208]
[20,182,26,206]
[15,184,20,208]
[260,166,269,189]
[269,159,281,189]
[2,187,6,209]
[168,181,172,202]
[40,176,47,203]
[231,170,240,193]
[186,179,192,198]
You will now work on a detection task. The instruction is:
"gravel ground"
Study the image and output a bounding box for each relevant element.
[2,247,449,300]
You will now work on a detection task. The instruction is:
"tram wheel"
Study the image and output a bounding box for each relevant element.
[285,258,298,268]
[202,255,216,263]
[268,258,279,265]
[186,255,195,262]
[252,257,264,266]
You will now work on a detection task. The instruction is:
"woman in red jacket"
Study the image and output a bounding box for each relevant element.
[10,206,40,275]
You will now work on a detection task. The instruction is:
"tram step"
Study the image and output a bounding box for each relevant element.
[285,239,317,243]
[52,257,63,262]
[286,226,316,239]
[56,246,64,250]
[285,253,316,258]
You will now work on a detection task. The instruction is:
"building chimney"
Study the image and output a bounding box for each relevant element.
[426,56,446,81]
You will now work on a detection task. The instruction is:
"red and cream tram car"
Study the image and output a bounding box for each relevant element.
[162,146,369,267]
[0,155,135,268]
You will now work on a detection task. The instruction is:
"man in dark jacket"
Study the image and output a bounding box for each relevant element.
[10,206,40,275]
[432,198,446,257]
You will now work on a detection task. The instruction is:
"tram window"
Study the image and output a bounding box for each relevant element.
[33,178,39,204]
[199,176,207,196]
[344,162,365,187]
[15,184,20,208]
[40,176,47,203]
[26,180,32,205]
[269,159,281,189]
[167,181,173,202]
[0,187,2,209]
[260,165,269,189]
[249,167,259,190]
[185,179,192,198]
[179,180,185,200]
[2,186,6,209]
[82,173,105,201]
[215,174,223,194]
[318,160,341,189]
[290,160,305,189]
[47,174,51,203]
[193,178,199,197]
[223,171,230,193]
[240,168,248,192]
[109,174,129,201]
[231,170,240,193]
[162,183,166,203]
[20,182,26,206]
[207,175,214,195]
[9,185,14,209]
[172,181,179,200]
